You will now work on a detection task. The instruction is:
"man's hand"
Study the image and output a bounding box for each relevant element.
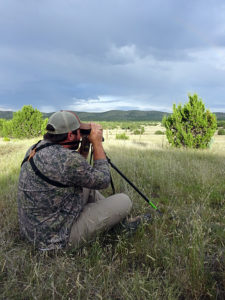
[88,123,106,161]
[88,123,103,145]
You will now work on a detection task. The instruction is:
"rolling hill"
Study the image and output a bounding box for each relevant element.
[1,110,225,121]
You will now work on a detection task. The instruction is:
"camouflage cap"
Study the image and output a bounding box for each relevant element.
[47,110,91,134]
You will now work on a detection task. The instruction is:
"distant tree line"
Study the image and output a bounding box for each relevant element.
[1,107,225,122]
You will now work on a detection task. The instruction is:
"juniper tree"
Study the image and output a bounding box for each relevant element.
[11,105,43,138]
[162,94,217,149]
[1,119,13,137]
[41,117,49,135]
[0,118,4,136]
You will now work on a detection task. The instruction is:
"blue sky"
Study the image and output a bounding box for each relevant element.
[0,0,225,113]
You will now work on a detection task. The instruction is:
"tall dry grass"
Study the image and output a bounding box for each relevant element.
[0,129,224,299]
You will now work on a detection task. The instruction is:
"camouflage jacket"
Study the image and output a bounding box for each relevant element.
[18,140,110,250]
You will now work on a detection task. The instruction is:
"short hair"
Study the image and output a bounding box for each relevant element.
[43,124,78,142]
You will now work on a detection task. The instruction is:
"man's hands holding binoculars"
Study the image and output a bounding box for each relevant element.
[88,123,104,145]
[79,123,104,159]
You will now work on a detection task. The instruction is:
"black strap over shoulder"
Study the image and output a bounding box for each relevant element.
[21,141,70,188]
[29,157,70,188]
[21,141,57,166]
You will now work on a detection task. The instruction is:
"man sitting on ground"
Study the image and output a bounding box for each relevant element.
[18,110,133,251]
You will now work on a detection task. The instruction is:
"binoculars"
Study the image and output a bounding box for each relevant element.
[80,128,104,142]
[80,128,91,136]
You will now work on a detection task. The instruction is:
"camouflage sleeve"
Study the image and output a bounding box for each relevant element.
[66,154,111,190]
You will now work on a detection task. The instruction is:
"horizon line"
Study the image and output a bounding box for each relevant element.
[1,109,225,113]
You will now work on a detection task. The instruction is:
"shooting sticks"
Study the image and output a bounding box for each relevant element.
[106,155,162,216]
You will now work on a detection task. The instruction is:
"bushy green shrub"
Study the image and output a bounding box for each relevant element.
[162,94,217,149]
[133,129,141,135]
[133,127,144,135]
[218,128,225,135]
[0,118,4,136]
[155,130,165,135]
[2,119,13,137]
[116,133,129,140]
[11,105,43,138]
[41,118,49,135]
[3,137,10,141]
[217,121,225,128]
[0,106,47,139]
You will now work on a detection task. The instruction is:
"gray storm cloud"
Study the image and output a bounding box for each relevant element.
[0,0,225,112]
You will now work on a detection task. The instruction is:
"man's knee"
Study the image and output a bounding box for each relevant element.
[119,193,132,211]
[68,193,132,248]
[107,193,132,215]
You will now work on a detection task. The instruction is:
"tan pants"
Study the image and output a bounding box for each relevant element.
[69,189,132,248]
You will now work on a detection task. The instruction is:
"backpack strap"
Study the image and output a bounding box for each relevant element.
[21,141,57,166]
[21,141,70,188]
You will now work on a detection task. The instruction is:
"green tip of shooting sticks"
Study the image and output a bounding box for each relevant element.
[148,201,157,210]
[148,201,163,215]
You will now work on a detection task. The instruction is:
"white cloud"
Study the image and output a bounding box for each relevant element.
[210,107,225,112]
[0,106,13,111]
[106,44,140,65]
[189,46,225,71]
[67,95,172,112]
[39,105,56,113]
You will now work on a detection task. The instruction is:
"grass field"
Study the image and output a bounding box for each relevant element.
[0,125,225,299]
